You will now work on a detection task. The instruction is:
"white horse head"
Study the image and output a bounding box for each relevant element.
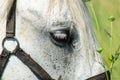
[0,0,106,80]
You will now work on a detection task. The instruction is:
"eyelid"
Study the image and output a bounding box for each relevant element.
[49,26,71,40]
[49,27,70,40]
[49,27,70,32]
[49,26,73,47]
[54,32,67,39]
[48,21,75,47]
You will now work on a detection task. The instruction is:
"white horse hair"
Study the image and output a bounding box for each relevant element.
[0,0,106,80]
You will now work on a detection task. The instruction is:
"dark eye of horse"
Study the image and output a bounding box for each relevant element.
[49,27,72,47]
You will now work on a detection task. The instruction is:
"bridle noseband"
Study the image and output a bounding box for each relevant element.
[0,0,110,80]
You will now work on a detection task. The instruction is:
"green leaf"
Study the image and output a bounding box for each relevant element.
[114,46,120,61]
[112,55,114,60]
[109,55,114,62]
[104,29,111,37]
[108,58,112,62]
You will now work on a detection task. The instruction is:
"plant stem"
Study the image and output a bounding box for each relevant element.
[109,22,113,80]
[89,3,101,40]
[104,63,109,80]
[110,62,114,79]
[105,71,109,80]
[90,3,109,79]
[110,22,113,57]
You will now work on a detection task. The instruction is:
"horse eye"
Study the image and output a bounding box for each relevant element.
[49,27,72,47]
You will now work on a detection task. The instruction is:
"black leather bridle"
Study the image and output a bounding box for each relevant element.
[0,0,54,80]
[0,0,110,80]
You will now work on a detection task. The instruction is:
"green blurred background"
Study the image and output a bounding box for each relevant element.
[85,0,120,80]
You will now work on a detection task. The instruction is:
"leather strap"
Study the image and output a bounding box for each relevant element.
[0,49,10,78]
[86,71,110,80]
[0,0,54,80]
[15,48,54,80]
[6,0,16,37]
[0,0,16,78]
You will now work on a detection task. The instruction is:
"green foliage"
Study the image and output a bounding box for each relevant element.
[109,46,120,63]
[84,0,120,80]
[104,29,111,38]
[108,46,120,79]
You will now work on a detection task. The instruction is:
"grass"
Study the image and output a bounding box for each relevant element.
[85,0,120,80]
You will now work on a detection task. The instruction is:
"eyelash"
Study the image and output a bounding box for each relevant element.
[49,28,72,47]
[54,32,67,40]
